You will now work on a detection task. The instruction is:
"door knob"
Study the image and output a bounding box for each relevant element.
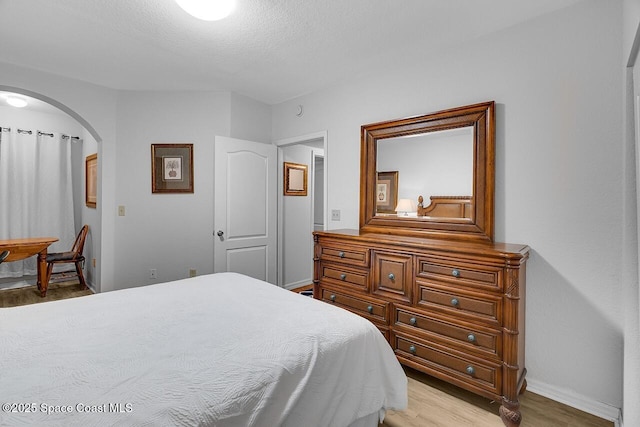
[217,230,224,237]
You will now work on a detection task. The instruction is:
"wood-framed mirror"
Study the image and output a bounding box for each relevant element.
[360,101,495,242]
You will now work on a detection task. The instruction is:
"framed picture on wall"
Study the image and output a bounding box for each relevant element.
[85,153,97,208]
[151,143,194,193]
[283,162,308,196]
[376,171,398,213]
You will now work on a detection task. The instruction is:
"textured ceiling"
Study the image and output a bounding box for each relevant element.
[0,0,584,105]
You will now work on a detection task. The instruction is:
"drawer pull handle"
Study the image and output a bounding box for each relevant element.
[466,365,475,376]
[467,333,476,343]
[338,251,345,258]
[388,273,395,280]
[409,345,417,354]
[409,317,417,325]
[451,298,460,307]
[452,269,460,277]
[340,274,347,280]
[330,294,336,302]
[367,305,373,313]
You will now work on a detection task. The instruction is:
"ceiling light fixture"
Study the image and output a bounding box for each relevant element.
[175,0,235,21]
[6,96,28,108]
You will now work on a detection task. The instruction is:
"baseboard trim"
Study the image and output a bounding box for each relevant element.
[526,379,622,425]
[284,279,312,291]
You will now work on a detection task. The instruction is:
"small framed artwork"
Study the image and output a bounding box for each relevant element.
[376,171,398,213]
[284,162,308,196]
[85,153,97,208]
[151,143,194,193]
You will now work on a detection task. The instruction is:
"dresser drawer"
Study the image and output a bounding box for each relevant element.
[416,280,502,326]
[393,306,501,358]
[416,256,502,292]
[320,262,369,291]
[393,333,501,396]
[319,287,389,325]
[372,251,412,303]
[319,244,370,267]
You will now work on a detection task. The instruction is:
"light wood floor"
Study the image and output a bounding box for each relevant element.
[382,367,613,427]
[290,286,614,427]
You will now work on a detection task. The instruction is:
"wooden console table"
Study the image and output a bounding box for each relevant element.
[0,237,59,297]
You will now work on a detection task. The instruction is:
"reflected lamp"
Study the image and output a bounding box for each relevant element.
[395,198,415,216]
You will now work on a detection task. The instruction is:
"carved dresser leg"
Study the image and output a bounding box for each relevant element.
[499,398,522,427]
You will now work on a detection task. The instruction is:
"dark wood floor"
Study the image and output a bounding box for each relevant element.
[0,279,92,307]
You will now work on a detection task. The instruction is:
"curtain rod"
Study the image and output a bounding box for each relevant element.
[0,126,81,141]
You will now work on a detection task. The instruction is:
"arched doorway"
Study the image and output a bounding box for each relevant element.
[0,86,102,291]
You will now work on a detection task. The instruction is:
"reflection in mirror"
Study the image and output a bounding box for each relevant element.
[359,101,495,242]
[376,127,473,217]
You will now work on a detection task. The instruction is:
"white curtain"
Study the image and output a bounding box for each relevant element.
[0,128,76,278]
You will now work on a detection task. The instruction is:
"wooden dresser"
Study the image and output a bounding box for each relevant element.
[313,229,529,426]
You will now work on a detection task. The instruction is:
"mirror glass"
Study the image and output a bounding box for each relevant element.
[376,126,473,217]
[359,101,495,242]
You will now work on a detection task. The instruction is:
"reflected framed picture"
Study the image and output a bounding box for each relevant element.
[376,171,398,213]
[151,143,194,193]
[283,162,307,196]
[85,153,97,208]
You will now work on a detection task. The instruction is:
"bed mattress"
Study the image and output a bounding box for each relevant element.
[0,272,407,426]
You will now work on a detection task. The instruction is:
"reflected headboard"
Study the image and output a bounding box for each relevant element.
[417,195,473,219]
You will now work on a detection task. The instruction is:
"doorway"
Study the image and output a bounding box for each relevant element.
[0,88,101,291]
[276,131,327,289]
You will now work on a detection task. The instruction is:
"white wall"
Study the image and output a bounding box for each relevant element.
[230,92,272,143]
[113,90,271,289]
[112,90,227,288]
[623,2,640,426]
[80,127,100,287]
[272,0,624,420]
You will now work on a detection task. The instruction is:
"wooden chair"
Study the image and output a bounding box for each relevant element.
[0,250,9,264]
[45,225,89,290]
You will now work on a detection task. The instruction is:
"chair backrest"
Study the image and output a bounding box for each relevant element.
[71,225,89,258]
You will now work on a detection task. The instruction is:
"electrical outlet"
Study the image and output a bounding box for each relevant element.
[331,209,341,221]
[118,205,125,216]
[149,268,157,279]
[189,269,197,277]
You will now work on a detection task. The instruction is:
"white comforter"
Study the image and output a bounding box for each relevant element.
[0,273,407,427]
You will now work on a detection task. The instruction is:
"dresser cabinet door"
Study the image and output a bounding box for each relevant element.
[372,252,413,303]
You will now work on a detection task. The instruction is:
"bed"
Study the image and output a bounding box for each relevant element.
[0,272,407,427]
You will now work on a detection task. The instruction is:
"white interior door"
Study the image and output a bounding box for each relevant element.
[214,136,277,284]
